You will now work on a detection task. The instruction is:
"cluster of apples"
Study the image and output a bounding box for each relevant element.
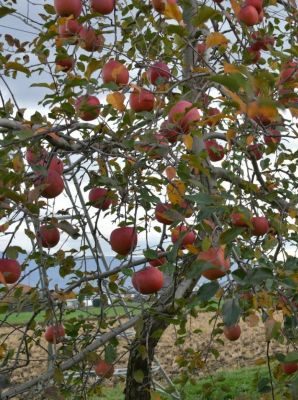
[238,0,264,26]
[27,147,64,200]
[231,210,269,236]
[246,31,275,64]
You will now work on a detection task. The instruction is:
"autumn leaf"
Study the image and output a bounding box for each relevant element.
[206,32,229,48]
[224,63,242,74]
[106,92,126,111]
[167,179,186,204]
[183,134,193,150]
[85,60,102,79]
[230,0,241,16]
[12,154,24,173]
[164,166,177,181]
[164,2,182,22]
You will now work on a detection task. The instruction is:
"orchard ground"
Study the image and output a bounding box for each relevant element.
[1,310,287,399]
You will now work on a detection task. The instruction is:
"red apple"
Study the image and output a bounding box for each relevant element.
[247,144,263,160]
[132,266,164,294]
[279,61,298,85]
[89,188,116,210]
[197,42,206,56]
[223,324,241,341]
[75,95,100,121]
[58,19,82,38]
[247,46,261,64]
[35,170,64,199]
[102,59,129,85]
[155,202,175,225]
[55,55,75,72]
[130,89,155,112]
[238,6,259,26]
[79,27,105,52]
[0,259,21,284]
[44,324,65,343]
[148,253,167,267]
[197,247,230,280]
[251,216,269,236]
[171,225,196,248]
[110,227,137,256]
[168,100,200,134]
[26,147,48,166]
[244,0,263,13]
[54,0,82,17]
[264,129,281,145]
[159,120,181,143]
[38,225,60,248]
[231,211,251,227]
[94,359,114,378]
[48,157,64,175]
[282,362,298,375]
[151,0,176,13]
[147,61,171,86]
[251,32,274,51]
[205,139,225,161]
[90,0,115,14]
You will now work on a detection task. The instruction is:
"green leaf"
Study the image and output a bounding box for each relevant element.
[0,7,16,18]
[196,281,219,302]
[192,6,219,26]
[210,74,247,92]
[44,4,55,14]
[284,352,298,363]
[143,249,158,260]
[133,370,144,383]
[249,268,273,284]
[219,227,246,245]
[221,298,240,327]
[5,62,31,76]
[105,343,117,364]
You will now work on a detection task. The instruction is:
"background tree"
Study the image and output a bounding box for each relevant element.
[0,0,297,399]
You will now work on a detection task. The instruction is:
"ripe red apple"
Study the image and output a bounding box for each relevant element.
[94,359,114,378]
[282,362,298,375]
[168,100,200,134]
[38,225,60,248]
[238,6,259,26]
[35,170,64,199]
[264,129,281,146]
[58,19,82,38]
[79,27,105,52]
[26,147,48,166]
[197,42,206,56]
[148,253,167,267]
[251,216,269,236]
[245,0,263,13]
[197,247,230,280]
[279,61,298,85]
[110,227,137,256]
[171,225,196,248]
[44,324,65,343]
[75,95,100,121]
[102,59,129,85]
[247,144,263,160]
[204,139,225,161]
[90,0,115,14]
[132,266,164,294]
[48,157,64,175]
[159,120,181,143]
[223,324,241,341]
[54,0,82,17]
[147,61,171,86]
[246,46,261,64]
[130,89,155,112]
[231,211,251,227]
[56,55,75,72]
[151,0,176,13]
[155,202,175,225]
[89,188,116,210]
[0,259,21,284]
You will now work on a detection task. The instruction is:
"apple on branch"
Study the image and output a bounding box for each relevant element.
[132,266,164,294]
[0,259,21,284]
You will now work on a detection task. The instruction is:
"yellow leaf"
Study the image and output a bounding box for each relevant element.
[206,32,229,49]
[106,92,126,112]
[226,128,236,144]
[230,0,241,16]
[224,89,246,112]
[224,63,241,74]
[164,2,182,22]
[85,60,102,79]
[246,101,278,122]
[289,209,297,219]
[167,179,185,204]
[183,134,193,150]
[246,135,254,145]
[186,244,199,255]
[164,166,177,181]
[0,223,9,233]
[12,154,24,173]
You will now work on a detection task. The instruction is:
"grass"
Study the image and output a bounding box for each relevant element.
[93,365,270,400]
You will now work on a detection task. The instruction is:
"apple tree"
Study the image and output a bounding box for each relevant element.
[0,0,297,398]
